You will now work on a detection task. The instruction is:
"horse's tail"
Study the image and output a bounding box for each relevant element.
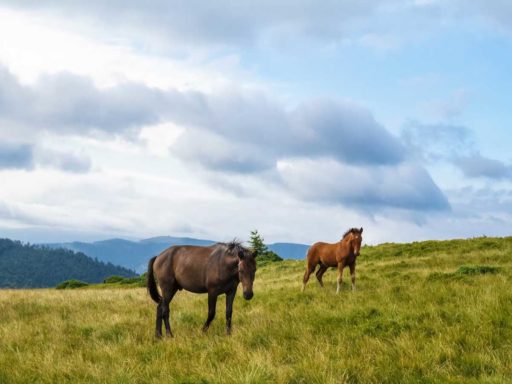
[147,256,161,303]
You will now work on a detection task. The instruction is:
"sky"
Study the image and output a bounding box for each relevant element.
[0,1,511,245]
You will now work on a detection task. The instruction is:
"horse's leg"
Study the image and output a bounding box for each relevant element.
[162,285,178,337]
[315,264,328,287]
[336,263,345,294]
[155,301,163,338]
[349,262,356,291]
[202,293,218,332]
[225,289,236,335]
[302,262,317,291]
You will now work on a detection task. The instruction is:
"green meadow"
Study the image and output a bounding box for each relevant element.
[1,237,511,383]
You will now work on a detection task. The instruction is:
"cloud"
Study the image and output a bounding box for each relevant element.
[3,1,389,48]
[277,158,450,212]
[0,65,447,212]
[6,0,512,56]
[0,140,91,173]
[0,66,165,137]
[288,100,405,165]
[401,121,512,181]
[34,148,92,174]
[454,153,512,180]
[420,89,471,120]
[401,121,474,162]
[171,97,407,172]
[0,143,33,169]
[1,65,405,171]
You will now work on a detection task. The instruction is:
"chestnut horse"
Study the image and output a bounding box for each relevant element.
[147,241,256,337]
[302,228,363,293]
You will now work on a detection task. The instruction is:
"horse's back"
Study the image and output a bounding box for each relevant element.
[153,245,216,292]
[307,241,338,267]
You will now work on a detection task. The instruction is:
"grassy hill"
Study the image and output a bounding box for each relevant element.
[1,236,511,383]
[0,239,136,288]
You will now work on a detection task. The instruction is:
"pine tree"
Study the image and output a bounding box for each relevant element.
[249,230,283,266]
[249,229,268,256]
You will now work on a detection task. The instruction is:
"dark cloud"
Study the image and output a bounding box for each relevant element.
[277,159,450,212]
[169,97,406,171]
[454,153,512,180]
[289,100,405,165]
[0,67,164,136]
[0,143,34,169]
[0,140,91,173]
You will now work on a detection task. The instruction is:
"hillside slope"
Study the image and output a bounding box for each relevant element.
[0,239,136,288]
[1,236,511,383]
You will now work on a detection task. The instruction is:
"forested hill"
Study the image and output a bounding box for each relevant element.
[0,238,137,288]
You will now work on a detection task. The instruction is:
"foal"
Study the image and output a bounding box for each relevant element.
[302,228,363,293]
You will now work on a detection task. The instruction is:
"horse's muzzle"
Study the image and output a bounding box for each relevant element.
[243,291,254,300]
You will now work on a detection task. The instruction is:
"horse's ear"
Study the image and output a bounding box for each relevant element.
[360,227,363,233]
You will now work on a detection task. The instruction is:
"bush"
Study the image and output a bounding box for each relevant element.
[257,251,283,267]
[456,265,500,275]
[56,279,89,289]
[103,275,125,284]
[103,274,146,287]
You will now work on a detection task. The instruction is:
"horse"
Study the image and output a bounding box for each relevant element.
[302,227,363,293]
[147,240,257,337]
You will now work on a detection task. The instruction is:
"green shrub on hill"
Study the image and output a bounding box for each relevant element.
[56,279,89,289]
[101,273,146,287]
[103,275,125,284]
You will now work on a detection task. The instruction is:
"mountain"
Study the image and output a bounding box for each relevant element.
[47,236,310,273]
[47,236,216,273]
[0,238,136,288]
[268,243,309,260]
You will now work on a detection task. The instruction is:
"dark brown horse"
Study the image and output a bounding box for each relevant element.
[302,228,363,293]
[147,241,256,337]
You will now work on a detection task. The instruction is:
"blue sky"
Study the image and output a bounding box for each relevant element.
[0,1,511,245]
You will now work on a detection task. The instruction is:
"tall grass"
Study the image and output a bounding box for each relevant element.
[1,236,511,383]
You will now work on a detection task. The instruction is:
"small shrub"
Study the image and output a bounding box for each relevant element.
[427,264,500,281]
[56,279,89,289]
[456,265,500,275]
[257,250,283,267]
[103,275,125,284]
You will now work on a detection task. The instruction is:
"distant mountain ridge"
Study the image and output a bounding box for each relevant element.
[0,238,136,288]
[47,236,310,273]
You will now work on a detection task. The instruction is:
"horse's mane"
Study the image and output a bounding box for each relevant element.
[341,228,359,240]
[218,239,248,253]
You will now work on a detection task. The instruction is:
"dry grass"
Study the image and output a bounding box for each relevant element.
[1,237,512,383]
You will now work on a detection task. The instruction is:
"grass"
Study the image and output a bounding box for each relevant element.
[1,236,512,383]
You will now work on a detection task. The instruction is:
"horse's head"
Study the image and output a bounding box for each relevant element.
[228,242,257,300]
[345,227,363,256]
